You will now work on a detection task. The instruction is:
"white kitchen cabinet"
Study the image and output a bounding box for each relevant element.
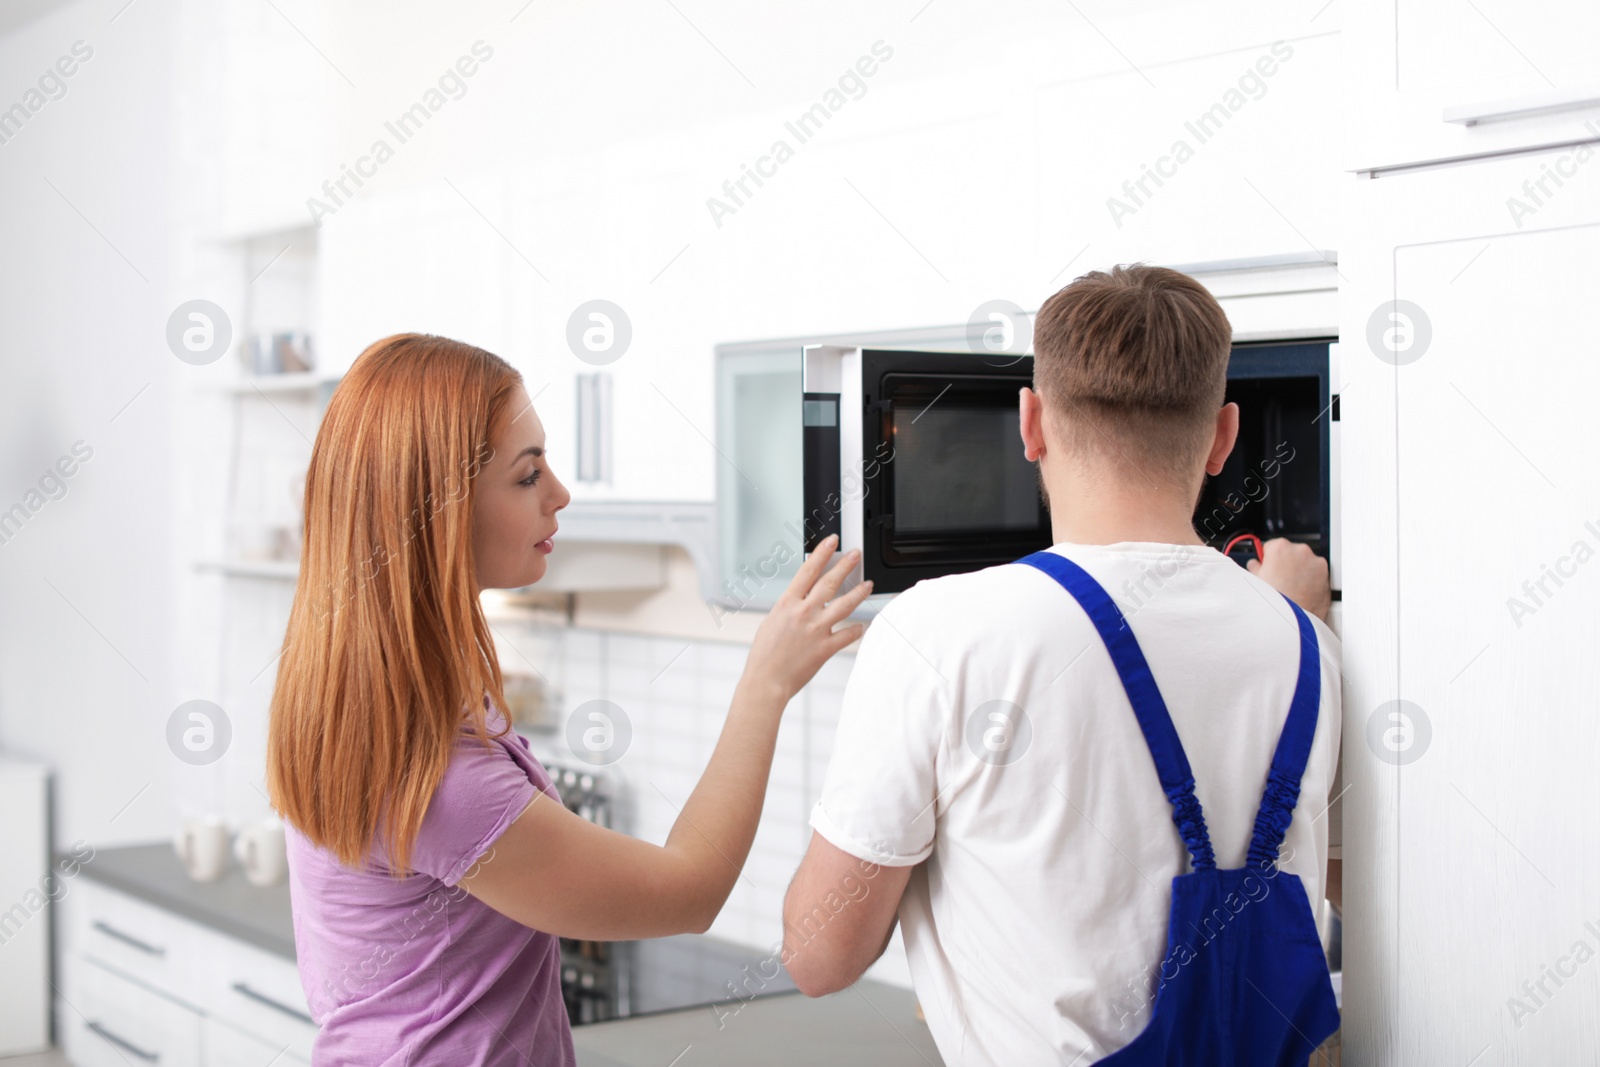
[501,152,725,504]
[59,879,314,1066]
[1340,146,1600,1063]
[317,177,516,377]
[1347,0,1600,174]
[181,0,336,238]
[1033,29,1342,271]
[0,759,50,1055]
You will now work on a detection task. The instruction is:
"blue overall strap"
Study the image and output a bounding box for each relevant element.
[1017,551,1215,872]
[1245,597,1322,870]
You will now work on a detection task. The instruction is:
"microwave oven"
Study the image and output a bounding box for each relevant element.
[798,340,1334,596]
[1195,341,1334,569]
[801,346,1050,595]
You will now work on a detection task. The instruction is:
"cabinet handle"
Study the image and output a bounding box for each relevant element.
[86,1020,160,1061]
[91,920,166,957]
[1444,86,1600,127]
[232,981,315,1025]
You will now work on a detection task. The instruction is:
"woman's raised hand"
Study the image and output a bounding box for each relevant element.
[742,535,874,704]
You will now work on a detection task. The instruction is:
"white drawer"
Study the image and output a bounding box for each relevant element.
[201,936,318,1061]
[67,880,205,1002]
[62,956,202,1067]
[202,1017,312,1066]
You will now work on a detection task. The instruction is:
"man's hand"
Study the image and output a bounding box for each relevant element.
[1247,537,1331,622]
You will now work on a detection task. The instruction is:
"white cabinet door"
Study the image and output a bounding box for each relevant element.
[1340,148,1600,1064]
[203,1017,312,1066]
[1347,0,1600,173]
[201,2,336,236]
[500,152,723,503]
[317,177,516,377]
[1034,31,1342,272]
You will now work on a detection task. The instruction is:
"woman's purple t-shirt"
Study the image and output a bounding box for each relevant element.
[285,706,574,1066]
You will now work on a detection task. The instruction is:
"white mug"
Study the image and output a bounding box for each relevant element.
[233,818,288,887]
[173,815,229,882]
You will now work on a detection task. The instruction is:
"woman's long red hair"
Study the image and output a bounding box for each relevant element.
[267,334,522,872]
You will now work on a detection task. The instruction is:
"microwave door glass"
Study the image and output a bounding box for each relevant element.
[892,405,1039,533]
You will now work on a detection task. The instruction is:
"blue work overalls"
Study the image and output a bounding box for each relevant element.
[1016,550,1340,1065]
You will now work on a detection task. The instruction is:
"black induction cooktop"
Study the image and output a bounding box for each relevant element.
[561,931,799,1026]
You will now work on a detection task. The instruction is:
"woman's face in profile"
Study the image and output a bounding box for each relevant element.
[471,385,570,590]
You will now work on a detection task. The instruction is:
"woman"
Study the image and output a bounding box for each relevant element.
[268,334,871,1065]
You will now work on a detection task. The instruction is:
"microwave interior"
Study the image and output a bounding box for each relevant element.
[1193,340,1332,564]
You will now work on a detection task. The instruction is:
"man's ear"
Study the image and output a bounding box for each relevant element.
[1019,386,1046,462]
[1205,402,1240,476]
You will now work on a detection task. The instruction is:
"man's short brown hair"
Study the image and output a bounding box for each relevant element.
[1031,263,1232,485]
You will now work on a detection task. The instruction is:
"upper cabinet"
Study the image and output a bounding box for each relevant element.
[1033,29,1342,271]
[1347,0,1600,173]
[178,1,337,238]
[316,176,517,375]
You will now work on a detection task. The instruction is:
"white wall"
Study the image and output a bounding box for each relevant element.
[0,0,181,850]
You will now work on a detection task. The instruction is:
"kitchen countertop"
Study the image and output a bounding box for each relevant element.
[70,841,297,959]
[573,980,944,1067]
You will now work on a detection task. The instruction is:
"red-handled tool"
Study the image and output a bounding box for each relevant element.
[1223,533,1264,564]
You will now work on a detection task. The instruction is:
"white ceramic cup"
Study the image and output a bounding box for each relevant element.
[233,818,288,887]
[173,815,230,882]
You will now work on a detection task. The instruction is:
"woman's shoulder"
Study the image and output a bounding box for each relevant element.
[411,714,543,884]
[452,702,542,771]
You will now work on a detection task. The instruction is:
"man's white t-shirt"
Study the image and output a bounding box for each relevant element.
[809,541,1342,1066]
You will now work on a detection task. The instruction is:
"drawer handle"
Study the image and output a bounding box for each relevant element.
[91,920,166,958]
[1444,86,1600,127]
[86,1020,160,1061]
[232,981,315,1025]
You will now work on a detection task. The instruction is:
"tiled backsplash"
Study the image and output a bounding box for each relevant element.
[496,623,913,990]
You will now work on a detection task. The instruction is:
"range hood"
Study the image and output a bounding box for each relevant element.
[526,500,717,597]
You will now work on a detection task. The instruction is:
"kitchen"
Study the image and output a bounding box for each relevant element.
[0,0,1597,1064]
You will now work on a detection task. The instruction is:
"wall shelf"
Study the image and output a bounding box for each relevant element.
[211,373,339,395]
[194,560,299,580]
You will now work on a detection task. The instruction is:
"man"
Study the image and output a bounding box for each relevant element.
[783,265,1341,1063]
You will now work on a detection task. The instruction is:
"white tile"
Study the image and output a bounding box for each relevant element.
[642,649,699,706]
[600,631,657,668]
[699,673,740,716]
[645,733,701,776]
[697,639,750,680]
[769,750,805,794]
[559,658,605,707]
[563,628,603,661]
